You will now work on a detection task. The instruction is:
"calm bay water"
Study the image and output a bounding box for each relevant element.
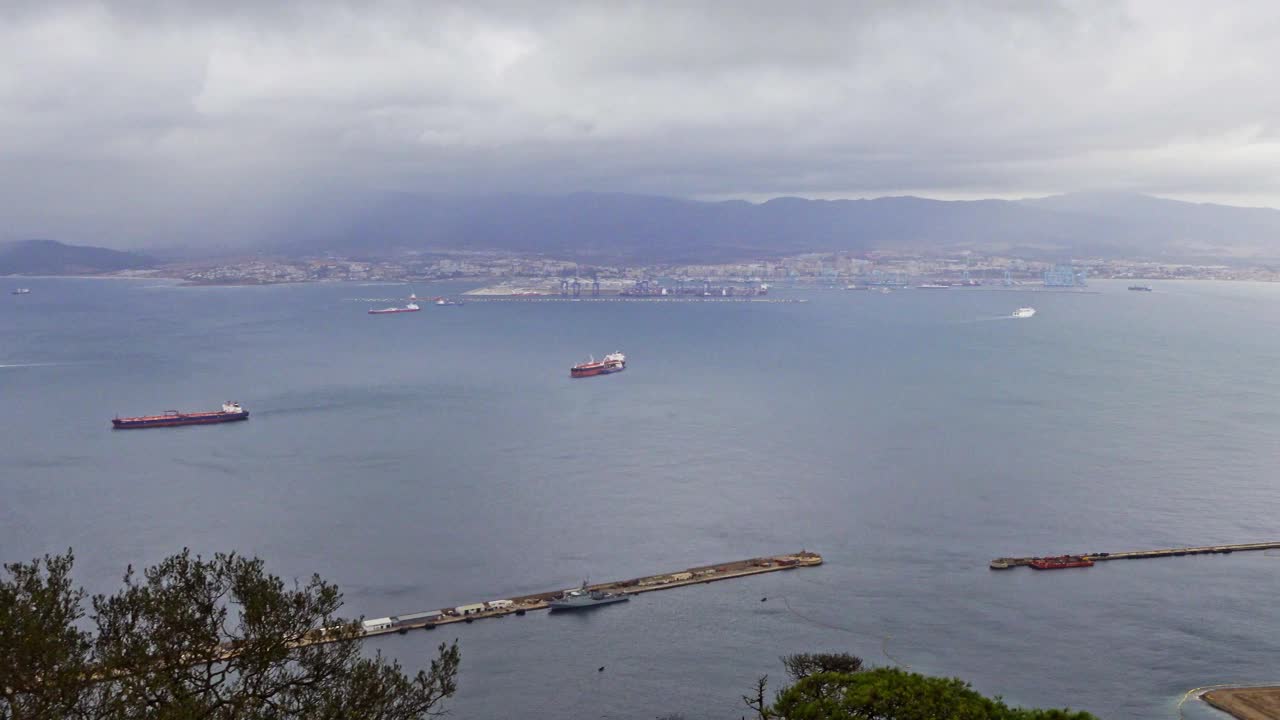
[3,278,1280,719]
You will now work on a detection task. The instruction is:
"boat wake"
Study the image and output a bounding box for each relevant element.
[0,362,77,369]
[252,403,341,417]
[775,595,908,668]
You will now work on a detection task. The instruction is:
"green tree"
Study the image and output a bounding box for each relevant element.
[0,551,91,720]
[780,653,865,681]
[0,550,459,720]
[752,666,1096,720]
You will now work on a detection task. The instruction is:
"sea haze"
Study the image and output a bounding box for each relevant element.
[3,279,1279,719]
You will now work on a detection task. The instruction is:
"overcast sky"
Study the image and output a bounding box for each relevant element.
[3,1,1279,247]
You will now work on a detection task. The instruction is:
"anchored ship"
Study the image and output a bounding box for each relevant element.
[112,401,249,430]
[1028,555,1094,570]
[368,302,420,315]
[548,581,630,610]
[570,351,626,378]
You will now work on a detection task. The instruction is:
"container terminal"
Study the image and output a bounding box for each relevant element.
[989,541,1280,570]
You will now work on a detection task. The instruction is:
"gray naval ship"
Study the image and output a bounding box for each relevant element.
[548,581,631,610]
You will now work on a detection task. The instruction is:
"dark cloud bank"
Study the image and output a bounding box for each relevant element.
[3,1,1279,251]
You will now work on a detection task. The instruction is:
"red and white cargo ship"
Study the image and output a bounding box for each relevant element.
[113,401,249,429]
[570,351,626,378]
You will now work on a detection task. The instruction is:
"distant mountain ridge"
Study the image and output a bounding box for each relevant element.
[285,191,1280,263]
[0,239,154,275]
[17,192,1280,266]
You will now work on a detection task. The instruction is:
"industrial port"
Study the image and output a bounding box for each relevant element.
[464,296,806,303]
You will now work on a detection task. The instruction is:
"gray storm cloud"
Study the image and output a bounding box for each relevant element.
[2,0,1278,247]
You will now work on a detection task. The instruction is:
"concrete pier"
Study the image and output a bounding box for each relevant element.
[989,541,1280,569]
[355,551,822,639]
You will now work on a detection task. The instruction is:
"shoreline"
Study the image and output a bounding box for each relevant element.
[8,273,1280,290]
[1202,687,1280,720]
[1,273,174,281]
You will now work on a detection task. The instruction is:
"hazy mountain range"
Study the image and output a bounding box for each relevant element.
[286,190,1280,264]
[9,191,1280,273]
[0,239,154,275]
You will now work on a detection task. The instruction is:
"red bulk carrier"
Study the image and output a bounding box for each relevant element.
[1028,555,1094,570]
[112,402,249,429]
[570,352,626,378]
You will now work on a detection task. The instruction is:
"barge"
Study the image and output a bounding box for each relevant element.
[1028,555,1094,570]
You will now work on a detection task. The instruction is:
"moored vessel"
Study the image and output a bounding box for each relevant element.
[369,302,420,315]
[570,351,626,378]
[112,401,249,429]
[1028,555,1094,570]
[548,581,630,610]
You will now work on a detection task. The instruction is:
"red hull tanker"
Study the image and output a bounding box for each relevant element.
[570,351,626,378]
[113,402,249,429]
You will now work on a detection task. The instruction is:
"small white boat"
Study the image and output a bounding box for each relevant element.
[368,302,421,315]
[1012,307,1036,318]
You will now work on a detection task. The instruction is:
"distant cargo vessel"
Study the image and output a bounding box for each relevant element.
[112,401,249,429]
[570,351,626,378]
[369,302,420,315]
[1128,285,1152,292]
[548,581,630,610]
[916,283,951,289]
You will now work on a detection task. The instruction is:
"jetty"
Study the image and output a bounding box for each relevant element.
[989,541,1280,570]
[463,296,807,304]
[347,551,822,640]
[1202,686,1280,720]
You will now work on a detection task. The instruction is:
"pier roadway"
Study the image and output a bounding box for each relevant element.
[989,541,1280,570]
[337,552,823,644]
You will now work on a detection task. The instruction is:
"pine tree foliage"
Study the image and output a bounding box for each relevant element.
[0,550,459,720]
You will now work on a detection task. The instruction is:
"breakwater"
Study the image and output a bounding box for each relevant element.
[989,541,1280,569]
[355,551,823,638]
